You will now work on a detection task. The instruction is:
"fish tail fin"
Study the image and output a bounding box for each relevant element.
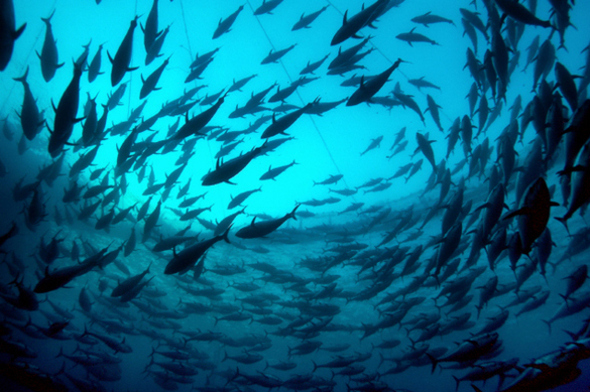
[555,216,570,235]
[55,361,66,376]
[426,352,438,374]
[13,66,29,83]
[542,319,552,334]
[14,23,26,40]
[41,10,55,24]
[290,204,300,220]
[142,356,154,374]
[222,225,231,244]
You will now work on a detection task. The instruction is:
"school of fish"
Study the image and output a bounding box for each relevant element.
[1,0,590,391]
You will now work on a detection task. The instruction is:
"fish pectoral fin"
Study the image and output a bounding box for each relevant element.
[503,207,530,220]
[14,24,27,39]
[127,66,140,72]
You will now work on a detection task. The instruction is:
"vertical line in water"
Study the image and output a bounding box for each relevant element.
[245,0,347,186]
[179,0,194,59]
[128,0,139,118]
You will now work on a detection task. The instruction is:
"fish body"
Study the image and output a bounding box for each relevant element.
[48,60,85,157]
[165,228,230,275]
[235,206,299,239]
[38,11,63,82]
[347,59,403,106]
[0,0,26,70]
[202,144,265,186]
[110,16,139,87]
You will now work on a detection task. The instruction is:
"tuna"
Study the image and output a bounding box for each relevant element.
[109,16,139,87]
[37,11,63,82]
[164,228,230,275]
[0,0,25,70]
[48,59,85,158]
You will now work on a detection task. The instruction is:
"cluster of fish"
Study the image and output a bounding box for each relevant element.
[1,0,590,391]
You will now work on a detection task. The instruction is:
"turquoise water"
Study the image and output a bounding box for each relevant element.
[1,0,590,391]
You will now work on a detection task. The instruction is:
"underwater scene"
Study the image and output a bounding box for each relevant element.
[1,0,590,391]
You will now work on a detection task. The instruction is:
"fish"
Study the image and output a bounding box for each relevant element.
[504,178,559,254]
[202,143,266,186]
[411,11,455,27]
[426,94,443,132]
[261,44,297,64]
[253,0,284,16]
[142,0,161,52]
[292,5,329,31]
[360,135,383,156]
[213,5,244,39]
[260,160,298,181]
[34,246,108,293]
[139,56,170,99]
[164,228,230,275]
[228,74,257,93]
[261,99,318,138]
[235,205,299,239]
[409,76,441,91]
[347,59,403,106]
[13,67,44,141]
[172,92,227,141]
[111,264,150,297]
[495,0,552,28]
[331,0,390,46]
[396,28,440,46]
[415,132,436,173]
[109,16,140,87]
[0,0,25,71]
[37,11,63,82]
[87,42,105,82]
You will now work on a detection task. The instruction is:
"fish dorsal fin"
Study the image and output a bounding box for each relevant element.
[343,10,348,25]
[251,217,256,226]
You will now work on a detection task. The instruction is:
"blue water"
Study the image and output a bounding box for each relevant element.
[1,0,590,391]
